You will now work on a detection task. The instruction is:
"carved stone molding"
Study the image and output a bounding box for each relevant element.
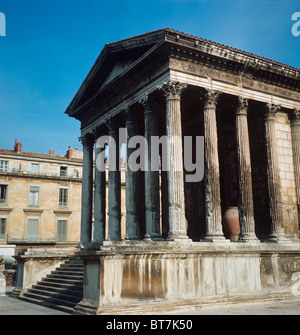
[265,103,281,121]
[159,81,187,100]
[291,109,300,124]
[204,89,221,109]
[236,97,248,115]
[79,133,94,148]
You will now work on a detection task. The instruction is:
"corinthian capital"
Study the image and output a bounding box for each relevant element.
[159,81,187,100]
[265,103,281,121]
[237,97,248,115]
[79,133,94,148]
[204,89,221,108]
[292,109,300,122]
[139,93,153,113]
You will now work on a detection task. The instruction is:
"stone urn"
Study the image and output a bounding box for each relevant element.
[223,207,240,241]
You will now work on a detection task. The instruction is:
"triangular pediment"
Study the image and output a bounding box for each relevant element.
[99,59,138,90]
[66,29,167,116]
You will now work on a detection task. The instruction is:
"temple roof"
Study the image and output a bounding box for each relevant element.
[65,28,300,118]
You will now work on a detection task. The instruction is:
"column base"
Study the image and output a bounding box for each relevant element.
[237,233,260,243]
[264,234,292,244]
[143,233,162,241]
[166,231,190,242]
[201,233,230,243]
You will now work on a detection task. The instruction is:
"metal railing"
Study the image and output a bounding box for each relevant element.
[0,167,81,179]
[6,234,71,243]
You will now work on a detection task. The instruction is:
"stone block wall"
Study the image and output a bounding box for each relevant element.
[275,113,298,237]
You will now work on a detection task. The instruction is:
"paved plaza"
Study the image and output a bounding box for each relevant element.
[1,286,300,315]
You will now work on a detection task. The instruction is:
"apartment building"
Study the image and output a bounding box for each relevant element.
[0,140,83,249]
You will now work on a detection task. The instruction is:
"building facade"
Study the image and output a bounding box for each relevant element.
[66,28,300,246]
[0,140,83,249]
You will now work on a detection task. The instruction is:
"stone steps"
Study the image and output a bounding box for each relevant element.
[18,256,84,314]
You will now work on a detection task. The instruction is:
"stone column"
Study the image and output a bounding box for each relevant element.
[264,103,288,242]
[235,97,259,242]
[140,94,161,240]
[291,109,300,226]
[202,89,226,242]
[125,108,141,240]
[107,120,121,241]
[160,81,189,240]
[80,133,94,248]
[93,130,106,245]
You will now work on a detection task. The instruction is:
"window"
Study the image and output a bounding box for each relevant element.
[0,184,8,204]
[31,163,40,174]
[27,217,38,241]
[0,218,6,240]
[59,187,68,207]
[0,161,8,172]
[57,219,67,242]
[29,186,39,206]
[60,166,67,176]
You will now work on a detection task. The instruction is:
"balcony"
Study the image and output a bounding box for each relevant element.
[0,166,81,180]
[6,234,79,244]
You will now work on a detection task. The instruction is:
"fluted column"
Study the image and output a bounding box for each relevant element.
[291,109,300,226]
[93,129,106,245]
[236,97,259,242]
[264,103,288,242]
[160,81,188,240]
[140,94,161,240]
[80,133,94,248]
[202,89,226,242]
[125,108,141,240]
[107,119,121,241]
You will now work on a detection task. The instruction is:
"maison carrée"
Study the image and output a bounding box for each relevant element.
[10,29,300,315]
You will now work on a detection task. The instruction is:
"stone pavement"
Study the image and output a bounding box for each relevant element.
[0,286,68,315]
[1,286,300,315]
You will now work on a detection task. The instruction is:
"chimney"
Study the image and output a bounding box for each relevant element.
[14,139,22,153]
[49,150,55,155]
[66,147,73,159]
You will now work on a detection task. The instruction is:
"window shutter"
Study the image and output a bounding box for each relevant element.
[8,161,13,172]
[27,218,38,241]
[57,220,67,242]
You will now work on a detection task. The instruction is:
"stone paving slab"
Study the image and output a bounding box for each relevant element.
[1,286,300,315]
[0,287,68,315]
[170,297,300,315]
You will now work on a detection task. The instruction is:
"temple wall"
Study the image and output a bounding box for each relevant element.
[74,243,300,314]
[275,113,298,237]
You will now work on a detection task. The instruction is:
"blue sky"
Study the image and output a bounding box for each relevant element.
[0,0,299,155]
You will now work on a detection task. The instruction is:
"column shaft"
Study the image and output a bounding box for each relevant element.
[125,109,141,240]
[264,104,287,242]
[203,89,226,241]
[80,134,94,248]
[236,97,259,242]
[141,95,161,240]
[93,142,106,244]
[160,81,188,240]
[107,120,121,241]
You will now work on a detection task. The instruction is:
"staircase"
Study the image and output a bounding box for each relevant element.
[19,256,84,314]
